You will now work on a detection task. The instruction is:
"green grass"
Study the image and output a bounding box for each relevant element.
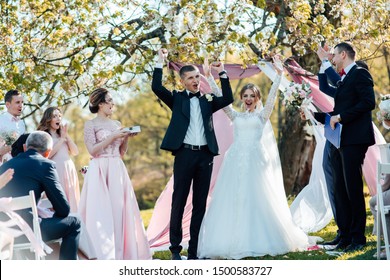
[141,194,381,260]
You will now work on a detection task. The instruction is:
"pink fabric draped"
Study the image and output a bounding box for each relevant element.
[285,60,385,196]
[147,59,383,250]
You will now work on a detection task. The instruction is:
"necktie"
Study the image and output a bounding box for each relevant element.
[11,116,19,122]
[339,69,346,76]
[189,92,201,99]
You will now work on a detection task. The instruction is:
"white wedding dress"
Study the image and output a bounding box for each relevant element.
[197,74,313,259]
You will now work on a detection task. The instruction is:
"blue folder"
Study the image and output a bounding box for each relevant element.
[324,114,342,148]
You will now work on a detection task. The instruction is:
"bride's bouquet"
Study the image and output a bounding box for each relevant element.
[377,95,390,123]
[281,81,312,110]
[0,130,19,163]
[0,130,18,146]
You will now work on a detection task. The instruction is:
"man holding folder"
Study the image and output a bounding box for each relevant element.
[314,42,375,253]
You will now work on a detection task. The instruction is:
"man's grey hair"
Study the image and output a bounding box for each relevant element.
[26,131,53,154]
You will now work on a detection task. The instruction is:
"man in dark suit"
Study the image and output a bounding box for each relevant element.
[151,48,234,260]
[316,46,371,248]
[0,131,81,259]
[314,42,375,253]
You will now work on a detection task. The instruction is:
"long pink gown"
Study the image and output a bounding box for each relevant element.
[51,138,80,212]
[78,119,151,260]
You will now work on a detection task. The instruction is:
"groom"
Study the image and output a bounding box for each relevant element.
[151,49,233,260]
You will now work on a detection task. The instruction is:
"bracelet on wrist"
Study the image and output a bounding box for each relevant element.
[218,70,227,76]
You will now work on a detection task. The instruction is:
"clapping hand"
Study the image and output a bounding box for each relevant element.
[317,44,333,61]
[60,123,68,138]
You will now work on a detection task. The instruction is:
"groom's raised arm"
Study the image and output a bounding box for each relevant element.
[151,49,174,109]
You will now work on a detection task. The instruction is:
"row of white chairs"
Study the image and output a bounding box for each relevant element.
[2,190,46,260]
[376,144,390,260]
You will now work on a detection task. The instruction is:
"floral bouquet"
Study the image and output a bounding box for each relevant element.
[0,130,19,146]
[281,81,312,110]
[376,94,390,123]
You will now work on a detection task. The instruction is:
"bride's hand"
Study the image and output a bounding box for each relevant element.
[272,55,284,75]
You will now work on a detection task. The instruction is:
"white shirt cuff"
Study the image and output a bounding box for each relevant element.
[155,63,164,69]
[319,61,332,73]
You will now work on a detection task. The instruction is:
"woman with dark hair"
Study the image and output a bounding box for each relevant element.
[37,107,80,212]
[78,88,151,260]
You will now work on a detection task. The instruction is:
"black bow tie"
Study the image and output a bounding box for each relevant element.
[189,92,201,99]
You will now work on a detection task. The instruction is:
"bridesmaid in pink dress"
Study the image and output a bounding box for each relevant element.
[37,107,80,212]
[78,88,151,260]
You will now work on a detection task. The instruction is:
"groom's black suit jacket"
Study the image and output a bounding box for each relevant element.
[315,65,375,147]
[152,68,234,155]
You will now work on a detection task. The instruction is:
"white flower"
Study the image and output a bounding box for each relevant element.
[0,130,19,146]
[377,98,390,122]
[205,93,213,102]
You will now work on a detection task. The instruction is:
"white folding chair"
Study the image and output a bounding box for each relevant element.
[37,198,62,247]
[8,190,45,260]
[376,161,390,260]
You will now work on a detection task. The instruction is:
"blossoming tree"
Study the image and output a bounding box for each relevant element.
[1,0,389,192]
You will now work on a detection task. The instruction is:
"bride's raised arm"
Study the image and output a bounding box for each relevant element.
[260,56,283,120]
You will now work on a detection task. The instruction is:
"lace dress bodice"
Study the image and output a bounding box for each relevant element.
[84,119,123,158]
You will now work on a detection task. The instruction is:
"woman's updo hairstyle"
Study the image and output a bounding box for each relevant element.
[89,88,108,113]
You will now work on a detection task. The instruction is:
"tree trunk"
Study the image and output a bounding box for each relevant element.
[278,51,320,195]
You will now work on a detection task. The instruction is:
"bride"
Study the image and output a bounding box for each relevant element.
[197,56,314,259]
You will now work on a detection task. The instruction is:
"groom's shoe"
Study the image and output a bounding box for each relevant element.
[187,254,199,260]
[323,235,341,246]
[171,253,182,260]
[332,241,350,251]
[343,243,365,253]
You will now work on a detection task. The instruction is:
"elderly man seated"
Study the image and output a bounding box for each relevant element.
[0,131,81,260]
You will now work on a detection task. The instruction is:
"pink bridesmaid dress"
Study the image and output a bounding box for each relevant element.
[78,119,151,260]
[51,138,80,212]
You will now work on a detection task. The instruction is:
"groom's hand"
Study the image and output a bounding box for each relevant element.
[158,48,168,63]
[211,61,224,74]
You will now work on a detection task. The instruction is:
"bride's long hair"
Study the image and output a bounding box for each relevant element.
[239,83,263,112]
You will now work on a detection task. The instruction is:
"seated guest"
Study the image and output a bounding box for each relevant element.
[0,131,81,260]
